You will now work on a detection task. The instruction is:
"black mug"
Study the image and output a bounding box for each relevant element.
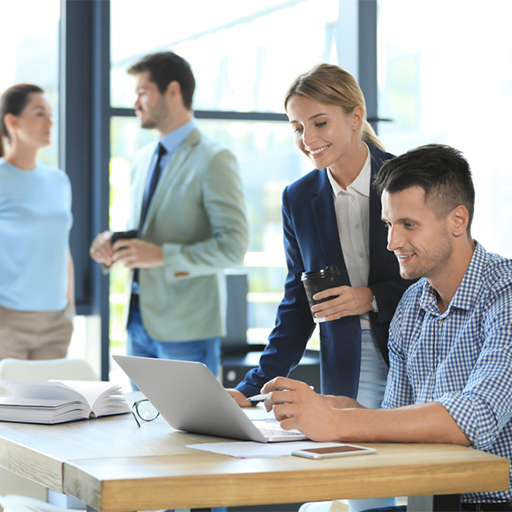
[301,266,341,323]
[111,230,138,246]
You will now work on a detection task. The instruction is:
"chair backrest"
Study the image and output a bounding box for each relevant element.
[0,358,99,382]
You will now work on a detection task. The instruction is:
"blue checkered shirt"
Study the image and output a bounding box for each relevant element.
[382,242,512,503]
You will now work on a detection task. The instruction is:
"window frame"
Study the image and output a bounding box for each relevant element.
[61,0,378,379]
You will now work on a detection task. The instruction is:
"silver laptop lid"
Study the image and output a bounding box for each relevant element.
[113,355,306,443]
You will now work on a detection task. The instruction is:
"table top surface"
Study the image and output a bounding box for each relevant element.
[0,405,509,512]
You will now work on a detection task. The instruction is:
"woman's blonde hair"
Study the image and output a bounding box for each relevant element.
[284,63,384,151]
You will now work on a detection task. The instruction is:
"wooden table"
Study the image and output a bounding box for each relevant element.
[0,408,509,512]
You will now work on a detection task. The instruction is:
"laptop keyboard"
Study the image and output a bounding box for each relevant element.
[257,424,304,437]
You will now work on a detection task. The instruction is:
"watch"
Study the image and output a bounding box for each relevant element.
[370,295,378,313]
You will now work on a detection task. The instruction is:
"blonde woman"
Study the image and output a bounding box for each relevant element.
[0,84,74,359]
[231,62,411,403]
[229,63,411,511]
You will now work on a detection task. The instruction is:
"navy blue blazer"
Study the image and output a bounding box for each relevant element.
[237,144,412,398]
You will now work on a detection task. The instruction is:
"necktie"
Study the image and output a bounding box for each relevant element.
[139,142,167,231]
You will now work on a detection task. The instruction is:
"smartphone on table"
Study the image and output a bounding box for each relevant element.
[292,444,376,459]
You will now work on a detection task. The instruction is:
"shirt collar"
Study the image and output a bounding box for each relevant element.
[326,143,371,198]
[420,241,484,315]
[158,118,197,156]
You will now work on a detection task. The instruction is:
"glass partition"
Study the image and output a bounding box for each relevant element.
[378,0,512,256]
[0,0,60,166]
[108,0,342,351]
[111,0,341,111]
[109,116,316,348]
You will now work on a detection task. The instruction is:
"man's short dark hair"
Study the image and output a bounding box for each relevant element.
[127,52,195,110]
[374,144,475,230]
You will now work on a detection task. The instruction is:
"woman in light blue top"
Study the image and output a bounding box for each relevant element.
[0,84,74,359]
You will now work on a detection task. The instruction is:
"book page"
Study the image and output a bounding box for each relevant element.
[0,380,87,403]
[0,380,129,418]
[54,381,125,411]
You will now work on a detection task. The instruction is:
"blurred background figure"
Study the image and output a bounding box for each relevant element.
[90,52,248,379]
[0,83,74,360]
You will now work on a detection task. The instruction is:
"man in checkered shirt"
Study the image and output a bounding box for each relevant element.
[261,144,512,511]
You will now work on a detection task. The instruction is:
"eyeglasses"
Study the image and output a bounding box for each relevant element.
[131,399,160,427]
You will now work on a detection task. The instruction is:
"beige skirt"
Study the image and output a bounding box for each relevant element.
[0,303,74,360]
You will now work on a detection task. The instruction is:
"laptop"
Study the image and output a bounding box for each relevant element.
[113,355,308,443]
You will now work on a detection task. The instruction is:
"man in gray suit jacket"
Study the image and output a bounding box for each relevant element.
[90,52,248,376]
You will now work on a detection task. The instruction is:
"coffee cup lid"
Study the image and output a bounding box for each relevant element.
[301,265,340,281]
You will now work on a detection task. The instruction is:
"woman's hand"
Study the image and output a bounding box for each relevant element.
[311,286,373,322]
[226,389,252,407]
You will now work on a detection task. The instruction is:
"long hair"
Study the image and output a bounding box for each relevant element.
[0,83,44,157]
[284,63,384,151]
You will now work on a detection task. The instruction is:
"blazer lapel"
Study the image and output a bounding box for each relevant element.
[140,130,200,234]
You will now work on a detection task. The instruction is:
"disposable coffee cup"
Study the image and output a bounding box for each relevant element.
[301,266,341,323]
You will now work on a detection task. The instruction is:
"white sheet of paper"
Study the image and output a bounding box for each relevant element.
[187,441,342,458]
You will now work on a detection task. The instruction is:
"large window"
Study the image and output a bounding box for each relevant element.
[110,0,342,112]
[0,0,60,166]
[378,0,512,257]
[108,0,345,352]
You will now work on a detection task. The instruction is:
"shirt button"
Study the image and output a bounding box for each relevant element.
[359,253,364,258]
[355,224,361,230]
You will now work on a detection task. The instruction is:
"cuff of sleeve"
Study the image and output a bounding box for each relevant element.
[438,393,497,449]
[162,243,218,280]
[236,381,261,400]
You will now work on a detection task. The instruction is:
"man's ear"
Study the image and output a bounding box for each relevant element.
[166,80,182,101]
[451,205,470,237]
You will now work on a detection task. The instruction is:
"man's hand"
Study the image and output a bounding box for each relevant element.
[227,389,252,407]
[311,286,373,322]
[260,377,472,446]
[111,239,164,269]
[89,231,115,266]
[260,377,346,442]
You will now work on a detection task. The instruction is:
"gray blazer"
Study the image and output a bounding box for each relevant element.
[127,128,249,342]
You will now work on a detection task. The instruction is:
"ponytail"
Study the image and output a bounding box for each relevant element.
[362,120,385,152]
[0,135,4,158]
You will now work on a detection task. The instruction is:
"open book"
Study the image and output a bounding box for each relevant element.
[0,379,130,424]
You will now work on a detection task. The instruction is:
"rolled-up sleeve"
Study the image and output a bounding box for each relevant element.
[438,320,512,450]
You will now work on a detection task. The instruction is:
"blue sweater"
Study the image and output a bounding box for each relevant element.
[0,158,72,311]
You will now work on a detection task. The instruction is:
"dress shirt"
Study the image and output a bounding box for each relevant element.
[157,117,198,175]
[327,146,371,328]
[383,242,512,503]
